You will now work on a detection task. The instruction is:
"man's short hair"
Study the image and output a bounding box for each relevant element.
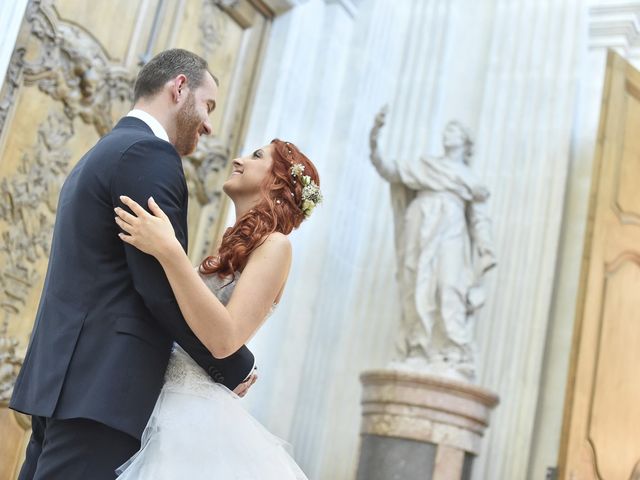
[133,49,218,102]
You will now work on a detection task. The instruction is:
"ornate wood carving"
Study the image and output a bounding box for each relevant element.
[2,0,135,139]
[0,318,22,405]
[22,1,134,136]
[0,0,135,401]
[183,135,231,259]
[0,47,26,140]
[200,0,231,53]
[0,112,74,314]
[184,136,230,205]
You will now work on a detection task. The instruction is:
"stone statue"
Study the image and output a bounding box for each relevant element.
[369,106,496,380]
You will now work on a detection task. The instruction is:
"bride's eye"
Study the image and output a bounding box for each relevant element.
[253,150,263,159]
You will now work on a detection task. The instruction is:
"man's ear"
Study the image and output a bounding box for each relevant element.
[171,74,189,103]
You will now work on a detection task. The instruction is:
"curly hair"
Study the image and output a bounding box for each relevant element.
[200,139,320,278]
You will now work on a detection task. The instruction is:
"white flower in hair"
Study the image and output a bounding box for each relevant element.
[289,163,322,218]
[290,163,305,178]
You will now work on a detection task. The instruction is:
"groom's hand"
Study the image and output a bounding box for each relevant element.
[233,369,258,397]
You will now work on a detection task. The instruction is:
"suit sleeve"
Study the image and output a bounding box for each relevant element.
[111,138,254,389]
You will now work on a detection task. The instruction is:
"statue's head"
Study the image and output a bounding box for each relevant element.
[442,121,473,164]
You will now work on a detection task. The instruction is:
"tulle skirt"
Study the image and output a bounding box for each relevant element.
[116,382,308,479]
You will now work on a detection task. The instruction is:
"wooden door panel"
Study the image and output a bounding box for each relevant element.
[614,81,640,225]
[588,258,640,479]
[559,50,640,480]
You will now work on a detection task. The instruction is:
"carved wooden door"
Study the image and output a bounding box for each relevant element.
[558,50,640,479]
[0,0,282,477]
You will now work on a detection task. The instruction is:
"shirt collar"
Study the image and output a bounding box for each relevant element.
[126,109,170,143]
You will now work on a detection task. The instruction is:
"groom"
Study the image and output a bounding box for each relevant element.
[10,49,256,479]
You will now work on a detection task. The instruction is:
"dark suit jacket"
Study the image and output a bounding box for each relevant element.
[10,117,254,439]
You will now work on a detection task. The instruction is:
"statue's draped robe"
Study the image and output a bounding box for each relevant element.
[383,155,495,365]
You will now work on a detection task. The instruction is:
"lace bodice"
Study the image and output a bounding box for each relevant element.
[163,269,272,396]
[198,269,240,306]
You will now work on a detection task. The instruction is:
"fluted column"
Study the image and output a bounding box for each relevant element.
[0,0,28,88]
[470,1,584,479]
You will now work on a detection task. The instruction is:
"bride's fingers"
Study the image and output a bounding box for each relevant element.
[114,207,137,225]
[115,216,134,234]
[238,383,251,397]
[147,197,169,221]
[118,232,136,247]
[233,378,250,397]
[235,373,257,397]
[119,195,148,218]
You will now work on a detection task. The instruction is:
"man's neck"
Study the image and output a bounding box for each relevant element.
[131,102,176,144]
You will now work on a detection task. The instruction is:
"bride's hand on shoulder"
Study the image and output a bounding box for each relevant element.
[115,195,182,261]
[233,368,258,398]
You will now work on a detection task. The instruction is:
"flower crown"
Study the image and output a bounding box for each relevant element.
[290,163,322,218]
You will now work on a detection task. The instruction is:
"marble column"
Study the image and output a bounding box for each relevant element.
[462,1,586,479]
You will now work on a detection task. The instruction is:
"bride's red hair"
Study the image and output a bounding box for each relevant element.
[199,139,320,278]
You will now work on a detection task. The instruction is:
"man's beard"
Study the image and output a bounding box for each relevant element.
[175,93,201,156]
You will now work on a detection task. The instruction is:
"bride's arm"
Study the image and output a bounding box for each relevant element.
[115,195,291,359]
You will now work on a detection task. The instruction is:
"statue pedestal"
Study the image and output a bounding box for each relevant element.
[356,369,499,480]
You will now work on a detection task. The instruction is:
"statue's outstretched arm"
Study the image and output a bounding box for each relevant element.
[369,105,401,182]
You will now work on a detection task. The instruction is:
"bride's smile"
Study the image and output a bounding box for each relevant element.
[223,146,275,211]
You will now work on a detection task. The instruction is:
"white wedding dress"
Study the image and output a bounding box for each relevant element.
[116,270,307,479]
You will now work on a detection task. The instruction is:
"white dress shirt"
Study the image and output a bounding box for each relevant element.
[126,109,170,142]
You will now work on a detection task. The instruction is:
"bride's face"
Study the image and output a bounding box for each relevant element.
[223,145,274,200]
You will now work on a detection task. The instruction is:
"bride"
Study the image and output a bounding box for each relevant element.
[113,139,321,479]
